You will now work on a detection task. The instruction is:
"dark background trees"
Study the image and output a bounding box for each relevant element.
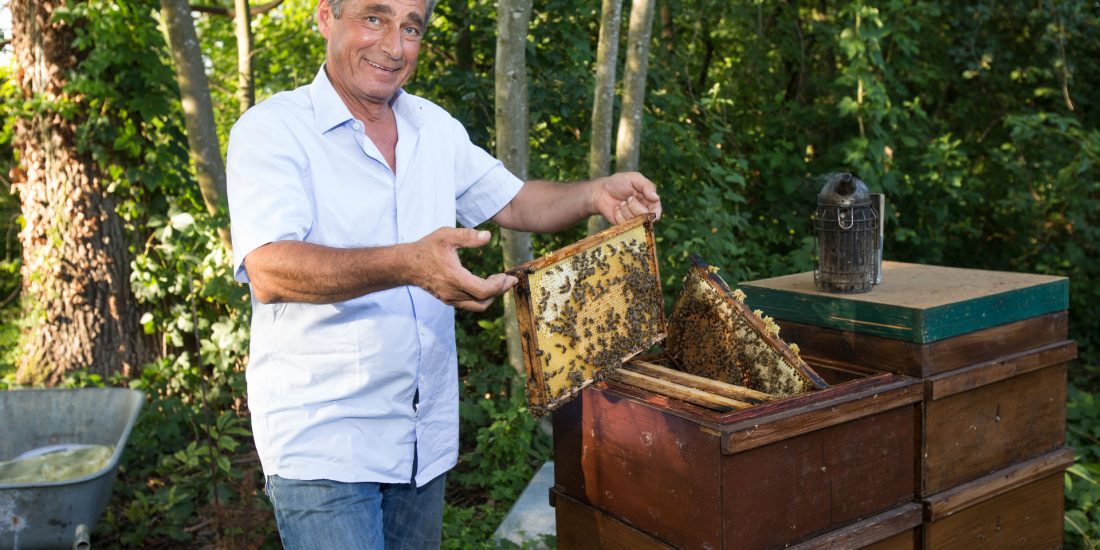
[1,0,1098,547]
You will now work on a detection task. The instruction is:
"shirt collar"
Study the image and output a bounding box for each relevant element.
[309,65,423,134]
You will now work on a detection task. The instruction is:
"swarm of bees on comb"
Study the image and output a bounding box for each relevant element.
[510,216,664,417]
[665,256,827,396]
[511,218,826,417]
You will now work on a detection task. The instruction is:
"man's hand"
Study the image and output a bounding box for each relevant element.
[592,172,663,225]
[411,227,518,312]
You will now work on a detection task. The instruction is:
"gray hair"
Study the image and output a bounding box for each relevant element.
[328,0,438,22]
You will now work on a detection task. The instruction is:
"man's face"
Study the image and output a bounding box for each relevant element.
[318,0,426,106]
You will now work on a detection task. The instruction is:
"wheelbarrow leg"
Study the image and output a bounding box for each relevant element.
[73,524,90,550]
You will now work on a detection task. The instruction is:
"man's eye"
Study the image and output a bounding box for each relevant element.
[366,16,380,24]
[403,26,422,37]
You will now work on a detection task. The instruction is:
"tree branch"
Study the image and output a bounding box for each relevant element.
[189,0,284,18]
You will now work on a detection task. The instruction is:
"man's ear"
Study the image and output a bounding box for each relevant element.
[317,0,333,39]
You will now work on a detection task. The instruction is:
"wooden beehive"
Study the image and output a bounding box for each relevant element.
[510,215,665,417]
[738,262,1075,548]
[549,257,925,549]
[552,362,922,549]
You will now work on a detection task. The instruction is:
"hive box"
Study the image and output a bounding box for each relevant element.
[552,362,921,549]
[739,262,1075,548]
[552,490,923,550]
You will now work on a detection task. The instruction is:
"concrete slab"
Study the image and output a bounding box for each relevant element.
[491,461,555,548]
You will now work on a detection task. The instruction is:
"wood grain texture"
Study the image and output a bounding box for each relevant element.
[624,360,774,403]
[723,405,918,548]
[553,385,725,549]
[739,263,1068,343]
[864,530,918,550]
[605,369,754,411]
[922,364,1067,495]
[925,340,1076,399]
[775,312,1069,377]
[924,447,1073,521]
[553,490,674,550]
[922,473,1064,550]
[554,372,920,549]
[723,378,922,454]
[786,503,921,549]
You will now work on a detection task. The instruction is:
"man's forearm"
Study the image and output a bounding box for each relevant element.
[244,240,415,304]
[492,172,661,233]
[492,179,597,233]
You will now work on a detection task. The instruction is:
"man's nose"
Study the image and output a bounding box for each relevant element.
[380,26,403,59]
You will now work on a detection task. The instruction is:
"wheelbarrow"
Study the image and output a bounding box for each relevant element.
[1,388,144,550]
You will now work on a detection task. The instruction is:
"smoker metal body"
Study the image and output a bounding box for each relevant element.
[814,173,879,293]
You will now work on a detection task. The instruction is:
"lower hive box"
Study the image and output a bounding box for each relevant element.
[921,448,1071,549]
[553,489,923,550]
[551,357,921,549]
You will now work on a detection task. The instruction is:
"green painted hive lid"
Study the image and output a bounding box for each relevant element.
[737,262,1068,344]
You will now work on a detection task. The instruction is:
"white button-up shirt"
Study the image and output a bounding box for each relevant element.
[226,67,523,486]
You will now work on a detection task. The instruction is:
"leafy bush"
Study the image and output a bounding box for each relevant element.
[1067,386,1100,549]
[1,0,1098,547]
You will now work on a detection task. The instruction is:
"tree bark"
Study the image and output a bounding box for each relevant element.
[10,0,152,385]
[235,0,255,113]
[585,0,623,237]
[161,0,231,249]
[495,0,534,380]
[615,0,656,173]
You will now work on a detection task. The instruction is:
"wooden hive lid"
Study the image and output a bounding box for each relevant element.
[738,262,1069,343]
[509,215,665,417]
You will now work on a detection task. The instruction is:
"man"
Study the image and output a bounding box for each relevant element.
[226,0,661,547]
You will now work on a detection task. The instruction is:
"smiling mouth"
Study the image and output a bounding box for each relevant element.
[367,60,401,73]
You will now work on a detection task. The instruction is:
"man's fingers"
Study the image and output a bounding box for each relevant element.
[448,273,516,311]
[452,228,492,249]
[453,296,496,312]
[448,271,516,302]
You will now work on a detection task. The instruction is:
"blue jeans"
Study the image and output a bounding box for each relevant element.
[265,472,446,550]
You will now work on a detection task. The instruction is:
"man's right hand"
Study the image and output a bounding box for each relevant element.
[410,227,518,312]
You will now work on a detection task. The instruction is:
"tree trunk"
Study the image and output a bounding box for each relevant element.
[160,0,231,249]
[586,0,623,237]
[615,0,656,174]
[495,0,534,380]
[10,0,152,385]
[235,0,255,113]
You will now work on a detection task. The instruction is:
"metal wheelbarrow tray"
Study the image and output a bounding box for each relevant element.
[1,388,144,550]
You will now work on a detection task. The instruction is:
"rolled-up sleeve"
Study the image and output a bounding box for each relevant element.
[450,119,523,228]
[227,111,314,283]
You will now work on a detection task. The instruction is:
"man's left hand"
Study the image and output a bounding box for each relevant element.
[592,172,663,225]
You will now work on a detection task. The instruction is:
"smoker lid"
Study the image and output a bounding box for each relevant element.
[817,172,871,207]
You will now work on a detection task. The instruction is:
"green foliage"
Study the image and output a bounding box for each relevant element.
[1067,386,1100,549]
[3,0,1099,546]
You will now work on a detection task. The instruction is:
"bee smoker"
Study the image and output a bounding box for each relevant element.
[813,173,882,293]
